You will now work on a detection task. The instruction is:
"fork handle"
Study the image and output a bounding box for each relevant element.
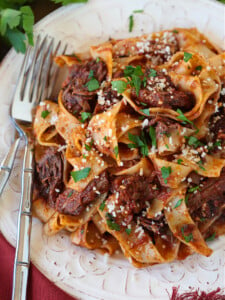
[0,137,21,197]
[12,141,34,300]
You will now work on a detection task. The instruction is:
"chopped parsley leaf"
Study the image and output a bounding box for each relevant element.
[106,212,120,231]
[99,200,106,211]
[205,232,216,242]
[197,160,206,171]
[88,69,94,79]
[140,102,147,106]
[140,108,150,116]
[173,29,179,33]
[161,166,172,184]
[138,115,145,120]
[183,52,193,62]
[85,78,100,92]
[96,57,100,63]
[125,228,132,235]
[181,227,193,243]
[195,65,202,71]
[149,126,156,147]
[128,132,148,157]
[104,136,107,142]
[67,191,73,198]
[185,136,203,148]
[111,80,127,94]
[129,15,134,32]
[176,109,193,125]
[80,112,92,123]
[188,185,200,193]
[174,198,183,209]
[177,159,183,165]
[85,140,93,151]
[114,146,119,158]
[200,217,206,222]
[71,167,91,183]
[41,110,50,119]
[133,9,144,13]
[165,144,169,149]
[149,68,157,77]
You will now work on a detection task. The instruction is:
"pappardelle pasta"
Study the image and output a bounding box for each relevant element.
[33,28,225,267]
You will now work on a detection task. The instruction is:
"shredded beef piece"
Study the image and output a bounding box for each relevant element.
[56,171,109,215]
[138,215,167,236]
[35,148,64,207]
[209,107,225,142]
[131,73,195,112]
[62,59,108,115]
[110,174,160,223]
[187,171,202,186]
[188,169,225,218]
[94,83,122,114]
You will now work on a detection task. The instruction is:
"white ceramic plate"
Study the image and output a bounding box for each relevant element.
[0,0,225,299]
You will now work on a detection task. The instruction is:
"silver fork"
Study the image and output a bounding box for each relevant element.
[8,35,67,300]
[0,36,66,198]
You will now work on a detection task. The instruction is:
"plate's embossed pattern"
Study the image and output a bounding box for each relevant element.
[0,0,224,299]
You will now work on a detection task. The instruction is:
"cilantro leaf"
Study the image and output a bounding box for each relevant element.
[181,226,193,243]
[174,199,183,209]
[183,52,193,62]
[85,78,99,91]
[161,166,172,184]
[71,167,91,182]
[80,111,92,123]
[149,126,156,147]
[129,15,134,32]
[111,80,127,94]
[41,110,51,119]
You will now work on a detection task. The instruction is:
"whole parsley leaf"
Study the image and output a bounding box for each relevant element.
[128,132,148,157]
[71,167,91,182]
[5,28,26,53]
[20,6,34,45]
[0,8,21,35]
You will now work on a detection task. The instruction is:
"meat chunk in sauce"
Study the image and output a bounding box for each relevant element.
[131,73,195,112]
[209,93,225,142]
[94,83,122,114]
[110,174,160,223]
[188,169,225,220]
[62,59,108,115]
[56,171,109,215]
[35,147,64,207]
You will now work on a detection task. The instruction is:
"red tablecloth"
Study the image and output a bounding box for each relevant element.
[0,233,76,300]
